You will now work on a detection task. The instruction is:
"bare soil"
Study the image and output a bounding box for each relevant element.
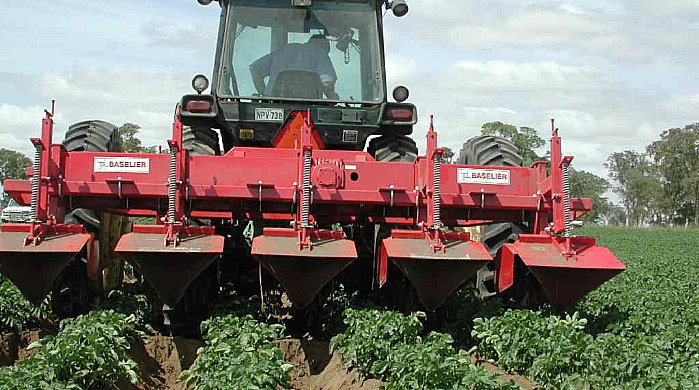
[0,330,49,366]
[278,339,386,390]
[126,335,203,390]
[473,357,537,389]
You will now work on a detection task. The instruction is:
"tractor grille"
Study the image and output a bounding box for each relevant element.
[5,211,31,222]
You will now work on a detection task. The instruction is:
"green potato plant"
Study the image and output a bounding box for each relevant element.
[472,228,699,389]
[331,308,521,390]
[179,315,293,390]
[0,276,50,332]
[0,310,143,389]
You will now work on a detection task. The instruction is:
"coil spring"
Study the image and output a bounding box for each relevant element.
[433,154,442,229]
[301,150,312,228]
[167,147,177,224]
[30,143,41,223]
[562,162,572,237]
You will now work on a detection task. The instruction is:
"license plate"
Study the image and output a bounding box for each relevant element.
[255,108,285,122]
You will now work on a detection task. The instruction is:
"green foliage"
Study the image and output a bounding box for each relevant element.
[0,366,68,390]
[647,123,699,225]
[578,227,699,335]
[0,310,143,389]
[386,333,519,390]
[0,148,31,182]
[605,150,666,225]
[0,276,50,332]
[208,289,263,320]
[472,228,699,389]
[442,288,505,347]
[473,311,593,387]
[330,309,425,376]
[119,123,157,154]
[330,308,520,390]
[0,148,31,207]
[96,282,155,327]
[442,147,455,164]
[180,315,292,390]
[604,122,699,226]
[569,168,612,223]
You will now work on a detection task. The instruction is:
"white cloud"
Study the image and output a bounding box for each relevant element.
[439,60,622,110]
[386,0,696,64]
[12,66,201,149]
[0,104,66,156]
[663,94,699,123]
[625,0,699,19]
[388,58,676,179]
[385,56,420,86]
[140,19,218,57]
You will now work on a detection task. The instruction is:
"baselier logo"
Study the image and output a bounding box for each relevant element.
[457,168,511,185]
[94,157,150,173]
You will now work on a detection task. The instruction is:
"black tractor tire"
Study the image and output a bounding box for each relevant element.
[458,135,527,300]
[183,126,220,156]
[64,120,123,153]
[63,121,123,231]
[458,135,523,167]
[54,121,124,318]
[458,135,524,255]
[368,135,418,163]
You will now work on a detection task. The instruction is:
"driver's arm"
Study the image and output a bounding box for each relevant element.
[317,56,339,100]
[250,54,272,95]
[250,67,267,96]
[321,82,340,100]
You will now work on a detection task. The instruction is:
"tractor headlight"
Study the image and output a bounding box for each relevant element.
[192,74,210,94]
[391,0,409,17]
[392,86,410,103]
[292,0,312,6]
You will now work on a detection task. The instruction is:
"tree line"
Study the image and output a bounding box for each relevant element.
[1,122,697,228]
[606,124,698,227]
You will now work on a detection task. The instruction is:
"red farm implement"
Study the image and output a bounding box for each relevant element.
[1,0,625,325]
[0,107,624,312]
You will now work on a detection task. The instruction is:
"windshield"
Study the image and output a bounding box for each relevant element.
[218,1,384,103]
[7,199,18,207]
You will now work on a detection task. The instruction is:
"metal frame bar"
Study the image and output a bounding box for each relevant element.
[3,115,589,232]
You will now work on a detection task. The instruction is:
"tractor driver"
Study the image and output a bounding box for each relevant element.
[250,35,340,100]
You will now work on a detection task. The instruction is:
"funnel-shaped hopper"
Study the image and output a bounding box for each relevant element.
[252,228,356,309]
[503,235,625,309]
[0,226,91,305]
[115,227,224,306]
[380,230,492,310]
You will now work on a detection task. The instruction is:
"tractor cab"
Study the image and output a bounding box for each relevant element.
[181,0,417,152]
[219,0,384,103]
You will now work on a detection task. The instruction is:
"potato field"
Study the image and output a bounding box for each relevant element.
[0,227,697,389]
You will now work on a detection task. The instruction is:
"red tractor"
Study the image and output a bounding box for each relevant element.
[0,0,624,327]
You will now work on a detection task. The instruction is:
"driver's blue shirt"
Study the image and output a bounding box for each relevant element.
[250,43,337,96]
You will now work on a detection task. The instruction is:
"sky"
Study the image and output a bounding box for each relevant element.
[1,0,697,181]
